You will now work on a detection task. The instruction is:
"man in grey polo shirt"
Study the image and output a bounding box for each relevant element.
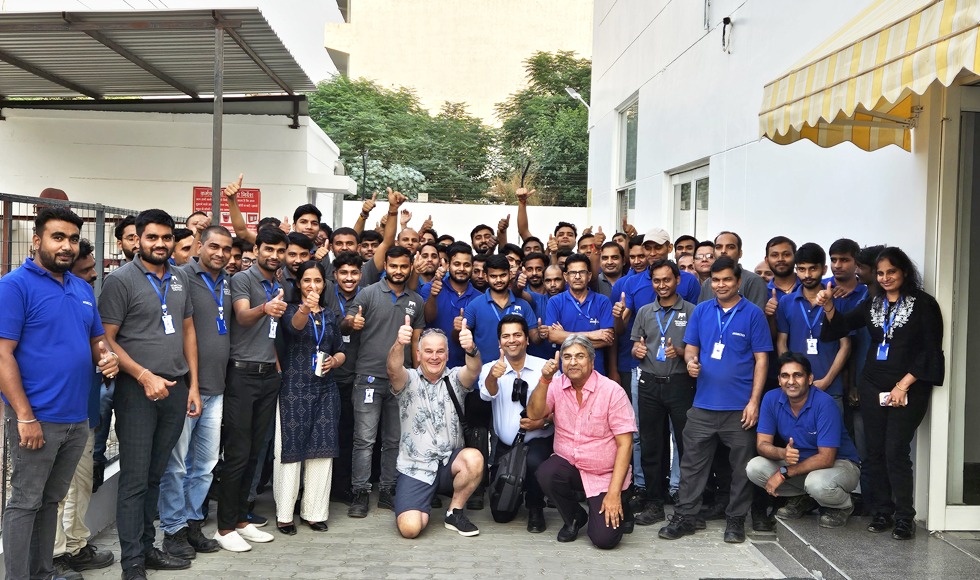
[630,259,695,526]
[342,245,424,518]
[159,226,233,560]
[214,226,288,553]
[98,209,201,580]
[280,233,313,303]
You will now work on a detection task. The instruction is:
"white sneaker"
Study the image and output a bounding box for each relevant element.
[237,523,274,543]
[214,530,252,552]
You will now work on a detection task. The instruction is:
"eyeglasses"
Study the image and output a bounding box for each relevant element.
[241,257,254,265]
[695,254,713,260]
[566,270,589,278]
[561,353,590,363]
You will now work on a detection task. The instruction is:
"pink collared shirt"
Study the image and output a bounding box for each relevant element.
[546,370,636,497]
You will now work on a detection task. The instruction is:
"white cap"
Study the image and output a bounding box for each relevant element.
[642,228,671,245]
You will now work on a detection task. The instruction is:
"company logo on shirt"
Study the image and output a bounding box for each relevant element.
[170,282,183,291]
[513,305,522,313]
[589,317,599,325]
[732,332,746,337]
[82,300,93,307]
[405,306,416,316]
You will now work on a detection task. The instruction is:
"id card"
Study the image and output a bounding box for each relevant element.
[364,388,375,404]
[342,334,351,343]
[656,343,667,362]
[216,316,227,335]
[877,343,889,361]
[806,338,818,355]
[268,319,278,339]
[711,342,725,360]
[162,314,175,335]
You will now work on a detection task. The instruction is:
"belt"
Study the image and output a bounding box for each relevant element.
[640,370,690,384]
[231,360,276,373]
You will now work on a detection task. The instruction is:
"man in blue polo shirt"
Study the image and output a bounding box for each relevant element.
[543,254,615,375]
[421,242,480,368]
[776,243,850,410]
[0,207,118,580]
[746,352,861,528]
[659,256,771,544]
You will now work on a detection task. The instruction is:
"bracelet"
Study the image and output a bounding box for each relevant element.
[897,383,910,392]
[17,418,37,424]
[359,212,369,219]
[388,211,398,216]
[110,352,119,364]
[136,369,150,384]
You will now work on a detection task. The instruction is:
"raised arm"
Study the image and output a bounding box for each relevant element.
[516,188,534,242]
[457,319,481,387]
[224,174,256,245]
[527,351,560,421]
[372,188,405,272]
[388,315,412,393]
[353,192,378,236]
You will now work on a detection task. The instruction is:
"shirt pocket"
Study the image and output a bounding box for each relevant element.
[726,330,752,356]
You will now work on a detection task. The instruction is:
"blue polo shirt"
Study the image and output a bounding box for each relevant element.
[464,290,538,364]
[684,297,772,411]
[526,290,558,360]
[612,276,637,372]
[776,288,843,397]
[822,276,869,317]
[621,269,700,371]
[544,289,615,375]
[0,259,104,423]
[767,277,801,300]
[758,386,860,464]
[419,275,481,368]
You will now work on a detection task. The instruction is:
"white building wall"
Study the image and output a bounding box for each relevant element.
[589,0,931,268]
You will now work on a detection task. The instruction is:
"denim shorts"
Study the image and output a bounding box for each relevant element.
[394,448,463,516]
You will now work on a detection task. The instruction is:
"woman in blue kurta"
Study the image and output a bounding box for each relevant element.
[274,261,345,534]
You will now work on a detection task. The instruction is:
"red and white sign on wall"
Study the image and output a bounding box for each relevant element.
[192,186,262,234]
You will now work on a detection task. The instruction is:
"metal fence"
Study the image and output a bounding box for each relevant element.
[0,192,186,526]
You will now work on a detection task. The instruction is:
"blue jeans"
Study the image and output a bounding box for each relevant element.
[630,368,644,488]
[93,379,114,464]
[669,420,680,493]
[158,394,223,534]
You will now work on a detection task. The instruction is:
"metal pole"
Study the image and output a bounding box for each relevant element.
[94,207,106,297]
[212,27,224,218]
[361,149,368,201]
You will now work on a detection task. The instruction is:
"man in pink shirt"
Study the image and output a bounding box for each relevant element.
[528,334,637,549]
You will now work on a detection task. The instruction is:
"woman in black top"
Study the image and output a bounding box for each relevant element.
[819,247,943,540]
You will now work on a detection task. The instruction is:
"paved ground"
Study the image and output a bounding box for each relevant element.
[81,493,786,580]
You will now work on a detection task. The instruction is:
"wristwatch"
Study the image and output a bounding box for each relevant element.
[779,466,789,479]
[465,348,479,358]
[541,419,551,429]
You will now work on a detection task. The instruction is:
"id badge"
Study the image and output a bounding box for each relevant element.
[268,318,278,339]
[312,352,319,372]
[342,335,351,343]
[806,338,818,355]
[656,343,667,362]
[216,316,227,335]
[877,342,889,361]
[162,314,175,335]
[711,342,725,360]
[364,388,375,404]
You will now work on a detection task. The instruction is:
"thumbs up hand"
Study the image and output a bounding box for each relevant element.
[454,308,465,332]
[490,348,508,379]
[263,288,287,318]
[765,289,779,317]
[397,314,413,346]
[498,214,510,232]
[541,350,561,382]
[664,337,678,359]
[815,281,835,312]
[687,355,701,378]
[784,437,800,465]
[314,245,330,261]
[302,288,320,313]
[612,292,627,320]
[633,337,648,360]
[351,305,366,330]
[361,190,378,215]
[223,173,244,198]
[96,340,119,379]
[280,216,291,235]
[430,268,444,296]
[536,318,549,341]
[421,214,434,235]
[547,234,558,255]
[458,317,474,353]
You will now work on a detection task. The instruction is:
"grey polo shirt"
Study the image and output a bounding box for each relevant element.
[179,259,231,396]
[596,273,621,299]
[98,256,193,378]
[358,258,383,288]
[324,280,360,384]
[348,278,425,378]
[280,267,298,305]
[319,256,337,283]
[230,265,280,364]
[631,297,694,376]
[698,267,769,310]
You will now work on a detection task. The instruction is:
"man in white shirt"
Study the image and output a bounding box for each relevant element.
[479,314,555,533]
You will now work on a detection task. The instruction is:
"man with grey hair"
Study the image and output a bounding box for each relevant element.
[529,335,637,549]
[387,316,484,538]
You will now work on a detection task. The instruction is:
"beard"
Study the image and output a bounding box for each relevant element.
[37,248,75,274]
[139,243,172,266]
[770,261,795,278]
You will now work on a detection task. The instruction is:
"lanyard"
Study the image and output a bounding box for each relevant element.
[309,311,326,350]
[881,298,903,344]
[656,308,676,339]
[145,272,171,314]
[715,303,739,344]
[199,273,225,318]
[570,293,593,321]
[798,301,821,338]
[335,284,358,317]
[260,279,279,302]
[492,301,515,322]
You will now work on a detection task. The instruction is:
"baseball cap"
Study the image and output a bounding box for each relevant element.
[642,228,671,245]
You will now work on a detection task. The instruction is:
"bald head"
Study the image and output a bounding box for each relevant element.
[397,228,420,255]
[544,264,565,297]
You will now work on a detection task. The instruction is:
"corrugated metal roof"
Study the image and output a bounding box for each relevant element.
[0,8,315,99]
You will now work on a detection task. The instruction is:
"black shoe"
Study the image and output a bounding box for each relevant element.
[776,495,817,519]
[527,507,547,533]
[658,512,695,540]
[378,487,396,511]
[121,564,147,580]
[699,502,727,521]
[621,516,635,535]
[308,520,329,532]
[724,515,746,543]
[628,486,649,513]
[65,544,115,570]
[557,509,588,543]
[431,495,443,509]
[53,556,83,580]
[892,518,916,540]
[162,528,196,560]
[445,508,480,536]
[92,462,106,494]
[693,514,707,530]
[277,523,297,535]
[466,490,485,510]
[635,502,666,526]
[348,490,370,518]
[186,519,220,553]
[331,488,354,506]
[752,507,776,531]
[144,547,190,570]
[868,512,895,533]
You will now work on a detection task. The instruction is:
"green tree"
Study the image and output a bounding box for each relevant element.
[496,51,591,206]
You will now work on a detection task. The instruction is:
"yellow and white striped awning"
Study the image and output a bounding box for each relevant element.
[760,0,980,152]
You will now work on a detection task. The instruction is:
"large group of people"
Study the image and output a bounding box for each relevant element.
[0,179,945,580]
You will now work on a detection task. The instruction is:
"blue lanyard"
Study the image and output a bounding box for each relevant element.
[656,308,676,338]
[492,301,515,322]
[145,272,171,315]
[798,301,822,338]
[199,273,225,317]
[881,298,903,343]
[715,303,738,344]
[570,292,593,321]
[260,279,279,301]
[309,311,326,350]
[335,284,358,317]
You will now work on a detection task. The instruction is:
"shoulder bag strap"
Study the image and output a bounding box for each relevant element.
[442,376,468,429]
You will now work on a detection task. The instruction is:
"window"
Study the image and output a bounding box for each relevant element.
[671,165,709,241]
[617,100,639,224]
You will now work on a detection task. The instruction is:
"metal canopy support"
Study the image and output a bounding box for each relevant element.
[212,26,224,218]
[0,19,242,32]
[214,10,293,96]
[81,30,200,98]
[0,48,101,98]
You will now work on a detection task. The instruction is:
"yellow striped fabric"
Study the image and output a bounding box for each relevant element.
[760,0,980,152]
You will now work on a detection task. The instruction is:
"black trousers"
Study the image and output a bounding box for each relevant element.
[536,454,632,549]
[637,371,695,504]
[217,364,280,530]
[331,376,355,495]
[465,391,492,490]
[489,435,554,523]
[858,374,931,520]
